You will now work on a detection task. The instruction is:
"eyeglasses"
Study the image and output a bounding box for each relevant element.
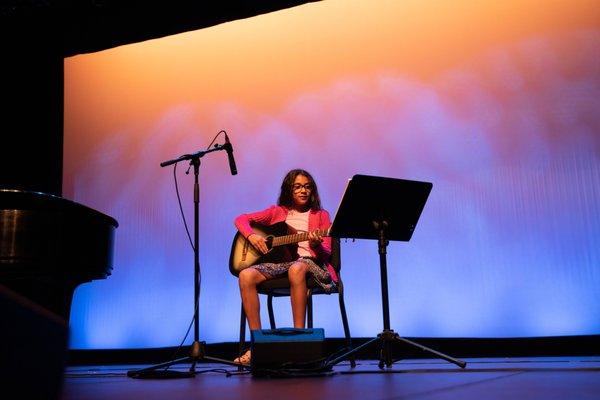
[292,183,313,192]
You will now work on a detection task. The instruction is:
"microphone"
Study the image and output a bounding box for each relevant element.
[223,133,238,175]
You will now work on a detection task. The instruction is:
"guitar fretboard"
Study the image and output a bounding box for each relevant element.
[272,228,330,247]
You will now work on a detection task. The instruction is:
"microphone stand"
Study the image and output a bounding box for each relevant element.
[128,145,241,379]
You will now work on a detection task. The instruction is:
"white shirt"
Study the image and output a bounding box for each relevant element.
[286,209,311,257]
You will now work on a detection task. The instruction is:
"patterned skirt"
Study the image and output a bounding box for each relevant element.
[252,257,335,293]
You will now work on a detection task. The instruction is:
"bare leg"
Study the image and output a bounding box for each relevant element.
[238,268,267,330]
[288,261,309,328]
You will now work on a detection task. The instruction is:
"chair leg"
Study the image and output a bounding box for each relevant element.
[267,294,276,329]
[337,280,356,367]
[307,288,313,328]
[238,303,246,371]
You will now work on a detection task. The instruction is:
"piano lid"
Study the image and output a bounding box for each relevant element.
[0,189,118,281]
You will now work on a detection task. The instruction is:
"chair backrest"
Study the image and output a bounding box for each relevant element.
[329,237,342,276]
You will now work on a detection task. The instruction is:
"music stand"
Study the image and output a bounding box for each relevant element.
[326,174,466,370]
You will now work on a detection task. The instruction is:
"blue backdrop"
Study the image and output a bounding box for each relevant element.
[63,1,600,349]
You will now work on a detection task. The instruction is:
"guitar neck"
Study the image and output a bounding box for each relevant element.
[272,228,330,247]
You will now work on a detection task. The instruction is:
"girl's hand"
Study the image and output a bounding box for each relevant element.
[308,231,323,248]
[248,233,269,254]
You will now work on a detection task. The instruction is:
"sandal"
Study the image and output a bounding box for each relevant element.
[233,349,251,366]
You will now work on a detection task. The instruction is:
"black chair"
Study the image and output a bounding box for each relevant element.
[233,238,355,367]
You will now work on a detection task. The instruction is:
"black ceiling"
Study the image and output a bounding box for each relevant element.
[1,0,320,57]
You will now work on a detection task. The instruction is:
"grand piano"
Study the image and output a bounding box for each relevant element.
[0,189,118,321]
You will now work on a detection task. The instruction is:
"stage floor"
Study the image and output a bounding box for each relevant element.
[62,357,600,400]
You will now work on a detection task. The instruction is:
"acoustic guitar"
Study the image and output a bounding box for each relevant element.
[229,222,331,275]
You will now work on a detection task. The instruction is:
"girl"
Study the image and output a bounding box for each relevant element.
[233,169,337,365]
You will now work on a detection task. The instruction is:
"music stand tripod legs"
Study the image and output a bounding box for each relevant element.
[327,221,466,370]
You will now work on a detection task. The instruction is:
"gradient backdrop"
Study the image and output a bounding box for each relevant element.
[64,0,600,349]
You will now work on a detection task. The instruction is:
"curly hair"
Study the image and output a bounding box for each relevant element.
[277,169,322,211]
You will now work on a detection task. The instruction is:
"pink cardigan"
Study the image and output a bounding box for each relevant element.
[234,205,338,282]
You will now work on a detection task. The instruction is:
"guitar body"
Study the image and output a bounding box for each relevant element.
[229,222,297,276]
